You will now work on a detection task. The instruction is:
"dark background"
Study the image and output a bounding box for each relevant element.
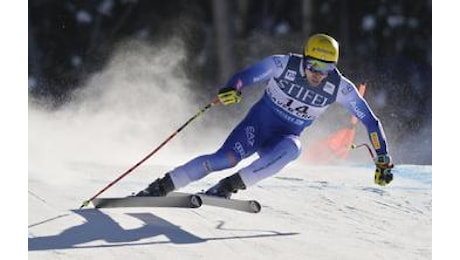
[28,0,432,164]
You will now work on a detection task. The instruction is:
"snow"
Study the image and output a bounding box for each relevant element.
[28,159,431,259]
[28,41,432,259]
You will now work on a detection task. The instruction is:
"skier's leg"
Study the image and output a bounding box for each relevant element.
[135,150,242,196]
[166,104,265,190]
[137,115,260,196]
[167,150,241,189]
[205,135,301,198]
[136,147,244,196]
[239,135,301,186]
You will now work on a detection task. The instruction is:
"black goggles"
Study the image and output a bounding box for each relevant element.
[303,58,336,75]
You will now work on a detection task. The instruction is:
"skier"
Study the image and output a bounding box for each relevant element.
[136,33,394,198]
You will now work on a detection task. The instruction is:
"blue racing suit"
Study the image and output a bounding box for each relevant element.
[169,53,389,188]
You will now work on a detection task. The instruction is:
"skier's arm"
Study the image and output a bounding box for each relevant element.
[336,78,389,156]
[337,78,393,186]
[216,55,287,106]
[223,55,287,90]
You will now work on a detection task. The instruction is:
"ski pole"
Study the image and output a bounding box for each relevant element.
[351,143,375,159]
[80,98,221,209]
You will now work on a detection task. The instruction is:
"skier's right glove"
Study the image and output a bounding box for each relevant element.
[218,87,242,106]
[374,154,394,186]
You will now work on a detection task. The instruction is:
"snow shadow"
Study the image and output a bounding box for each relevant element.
[28,209,205,251]
[28,209,298,251]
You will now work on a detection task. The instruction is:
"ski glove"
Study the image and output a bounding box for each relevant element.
[374,154,394,186]
[218,87,242,106]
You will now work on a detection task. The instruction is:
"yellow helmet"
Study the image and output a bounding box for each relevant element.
[304,33,339,63]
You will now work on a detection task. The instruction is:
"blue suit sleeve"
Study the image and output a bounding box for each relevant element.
[336,78,389,156]
[223,55,287,90]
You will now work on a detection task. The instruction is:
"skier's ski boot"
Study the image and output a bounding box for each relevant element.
[205,172,246,199]
[135,173,175,197]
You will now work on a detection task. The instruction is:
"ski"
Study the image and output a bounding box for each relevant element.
[91,194,202,209]
[91,192,261,213]
[169,192,262,213]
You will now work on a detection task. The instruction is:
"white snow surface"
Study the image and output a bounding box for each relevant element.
[28,41,431,259]
[29,160,431,260]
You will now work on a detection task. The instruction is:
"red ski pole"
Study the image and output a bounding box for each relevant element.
[351,143,375,159]
[80,98,221,209]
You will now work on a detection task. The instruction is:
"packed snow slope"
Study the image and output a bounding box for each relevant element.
[28,159,431,260]
[28,41,431,259]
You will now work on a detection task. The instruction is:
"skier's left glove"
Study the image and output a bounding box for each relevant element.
[374,154,394,186]
[218,87,242,106]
